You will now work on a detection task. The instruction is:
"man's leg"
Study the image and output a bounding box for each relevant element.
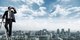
[5,22,9,32]
[9,20,12,37]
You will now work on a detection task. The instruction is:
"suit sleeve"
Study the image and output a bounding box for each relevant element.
[12,8,17,14]
[2,11,6,19]
[13,8,17,14]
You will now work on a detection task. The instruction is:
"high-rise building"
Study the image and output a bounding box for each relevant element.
[68,29,70,33]
[61,29,64,34]
[57,29,60,34]
[67,28,70,36]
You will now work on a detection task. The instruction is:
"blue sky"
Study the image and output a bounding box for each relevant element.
[0,0,80,31]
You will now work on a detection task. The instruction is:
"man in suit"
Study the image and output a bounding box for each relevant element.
[2,6,17,37]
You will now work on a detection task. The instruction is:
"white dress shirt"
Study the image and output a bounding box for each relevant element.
[8,10,11,19]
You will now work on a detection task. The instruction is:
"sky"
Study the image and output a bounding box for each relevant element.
[0,0,80,31]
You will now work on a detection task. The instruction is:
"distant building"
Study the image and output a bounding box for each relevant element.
[68,29,70,35]
[35,29,50,36]
[57,29,60,34]
[61,29,64,34]
[39,35,50,40]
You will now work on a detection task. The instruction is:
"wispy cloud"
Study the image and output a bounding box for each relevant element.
[16,4,47,19]
[10,0,44,6]
[49,4,80,19]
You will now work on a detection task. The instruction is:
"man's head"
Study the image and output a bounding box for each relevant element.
[8,6,11,10]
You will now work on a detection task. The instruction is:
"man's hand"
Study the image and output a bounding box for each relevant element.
[11,7,17,13]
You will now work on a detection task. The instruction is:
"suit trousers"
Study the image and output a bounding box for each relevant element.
[4,19,12,37]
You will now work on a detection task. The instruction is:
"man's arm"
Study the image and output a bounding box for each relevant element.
[11,7,17,14]
[2,11,6,21]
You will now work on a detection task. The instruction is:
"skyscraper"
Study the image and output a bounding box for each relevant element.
[57,29,60,34]
[68,28,70,36]
[61,29,64,34]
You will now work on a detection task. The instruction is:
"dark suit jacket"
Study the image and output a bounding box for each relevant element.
[2,9,17,22]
